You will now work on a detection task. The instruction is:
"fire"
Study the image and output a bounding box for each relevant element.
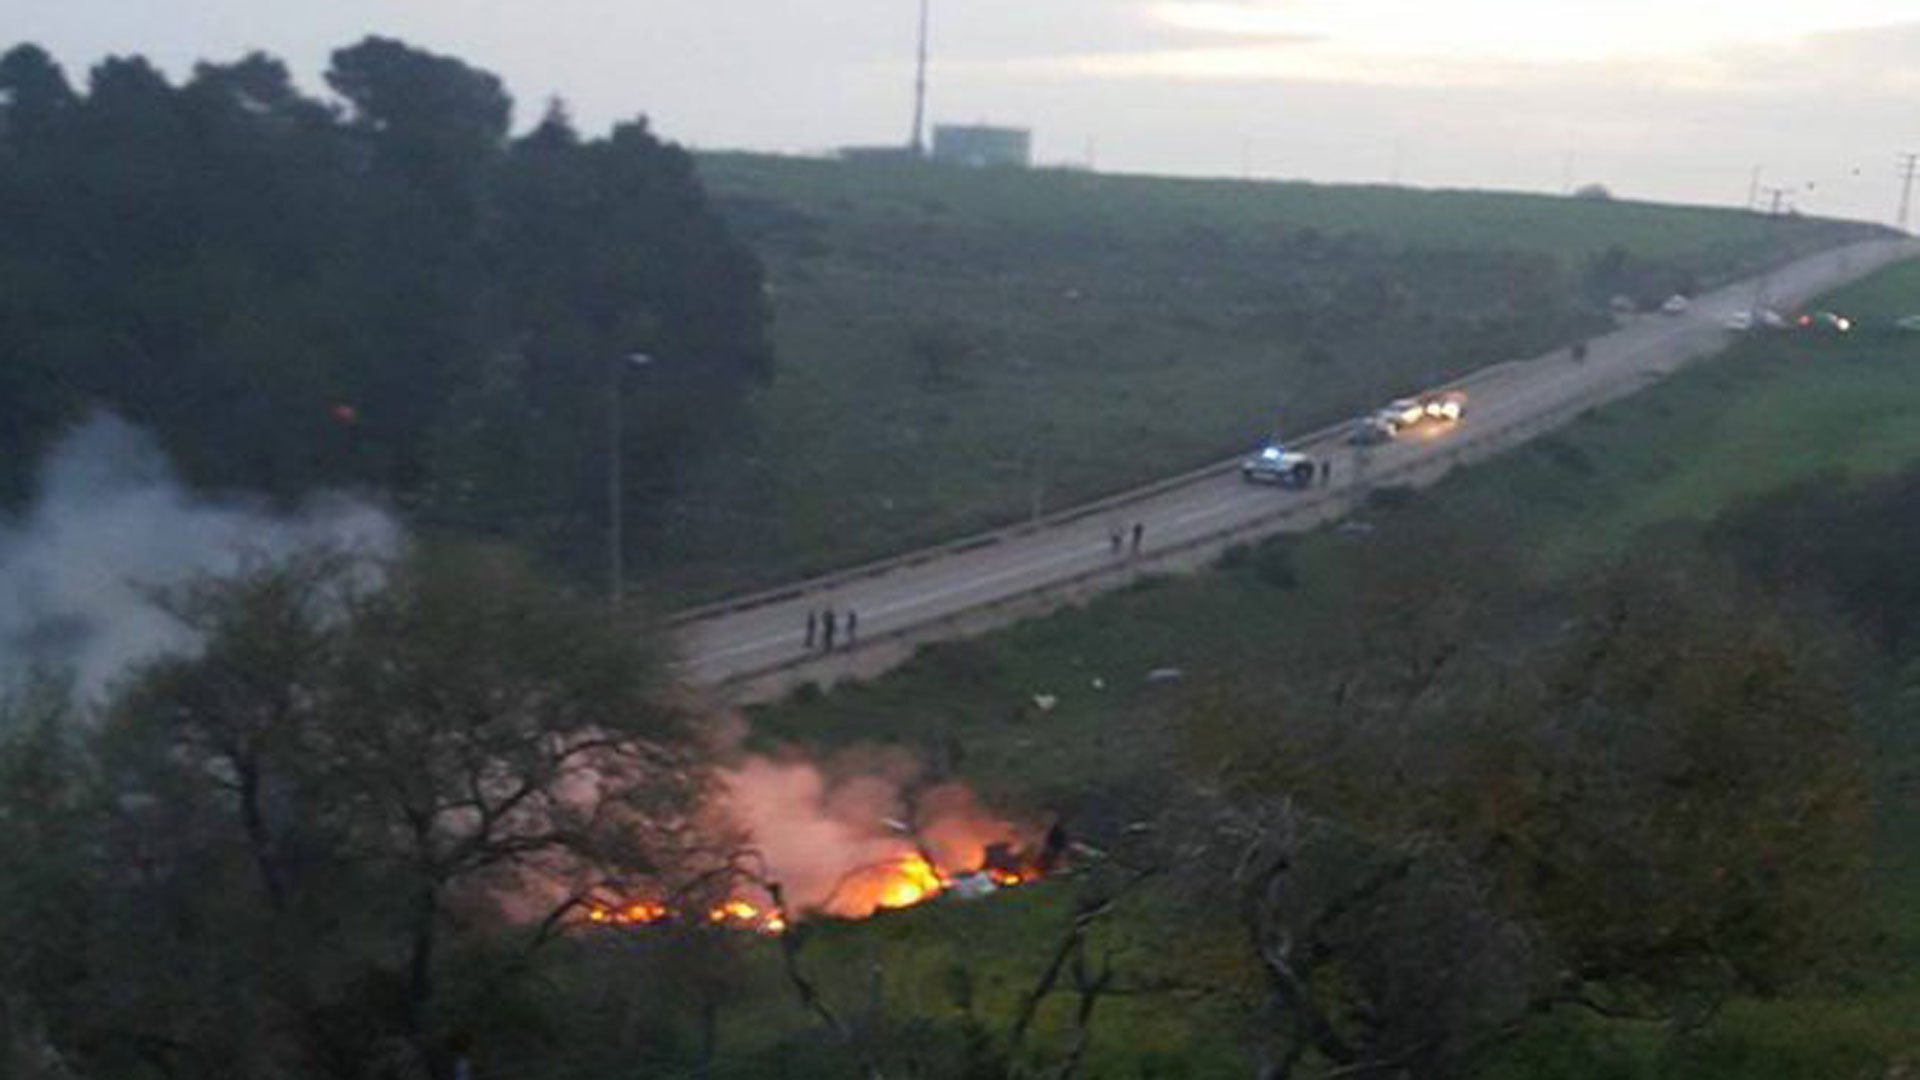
[583,895,787,934]
[839,852,945,915]
[708,898,787,933]
[580,838,1055,936]
[585,899,670,926]
[576,752,1065,936]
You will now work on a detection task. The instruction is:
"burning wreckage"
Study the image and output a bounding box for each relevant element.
[584,826,1068,935]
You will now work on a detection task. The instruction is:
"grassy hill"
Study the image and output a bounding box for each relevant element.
[645,153,1883,601]
[729,258,1920,1078]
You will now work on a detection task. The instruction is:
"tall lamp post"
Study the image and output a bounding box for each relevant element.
[610,352,654,609]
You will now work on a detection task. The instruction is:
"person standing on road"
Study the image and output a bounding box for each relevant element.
[1130,522,1144,555]
[1109,526,1123,556]
[1319,460,1332,487]
[805,609,818,649]
[821,606,837,651]
[845,609,858,648]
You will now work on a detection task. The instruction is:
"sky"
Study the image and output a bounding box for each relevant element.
[12,1,1920,224]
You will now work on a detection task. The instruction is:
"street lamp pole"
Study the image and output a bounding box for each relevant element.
[610,352,653,608]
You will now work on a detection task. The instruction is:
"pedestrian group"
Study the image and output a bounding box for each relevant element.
[1108,521,1148,557]
[804,605,858,653]
[799,457,1346,658]
[808,513,1177,655]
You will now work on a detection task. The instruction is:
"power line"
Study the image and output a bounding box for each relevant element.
[1897,151,1918,232]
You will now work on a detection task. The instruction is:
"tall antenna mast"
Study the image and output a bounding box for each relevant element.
[910,0,930,156]
[1897,151,1917,232]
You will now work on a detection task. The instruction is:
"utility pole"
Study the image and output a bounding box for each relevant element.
[1897,151,1918,232]
[909,0,930,156]
[608,353,654,609]
[608,357,624,609]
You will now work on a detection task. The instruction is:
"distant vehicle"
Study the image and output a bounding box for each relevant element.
[1796,310,1852,333]
[1896,315,1920,333]
[1661,294,1691,315]
[1723,311,1753,332]
[1384,397,1427,428]
[1348,390,1467,444]
[1759,308,1788,329]
[1241,442,1317,487]
[1349,415,1396,445]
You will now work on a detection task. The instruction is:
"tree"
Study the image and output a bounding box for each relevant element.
[0,680,94,1080]
[429,106,773,569]
[1183,516,1872,1071]
[0,44,77,145]
[1464,555,1873,1005]
[2,545,710,1077]
[0,36,773,584]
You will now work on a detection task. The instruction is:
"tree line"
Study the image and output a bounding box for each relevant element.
[0,38,770,576]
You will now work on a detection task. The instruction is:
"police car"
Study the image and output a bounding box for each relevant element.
[1240,442,1317,488]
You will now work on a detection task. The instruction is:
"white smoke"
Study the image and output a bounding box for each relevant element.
[0,413,400,705]
[712,744,1041,917]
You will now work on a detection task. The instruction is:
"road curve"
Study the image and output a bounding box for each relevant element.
[675,238,1917,700]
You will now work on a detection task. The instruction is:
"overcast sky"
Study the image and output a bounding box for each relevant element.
[13,1,1920,223]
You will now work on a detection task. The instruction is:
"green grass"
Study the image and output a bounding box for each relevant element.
[736,258,1920,1077]
[646,153,1881,603]
[1447,258,1920,564]
[756,262,1920,800]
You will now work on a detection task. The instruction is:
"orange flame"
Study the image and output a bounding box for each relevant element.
[580,841,1048,935]
[828,852,946,917]
[579,773,1058,935]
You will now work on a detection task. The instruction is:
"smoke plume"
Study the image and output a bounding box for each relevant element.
[0,413,400,705]
[714,745,1039,917]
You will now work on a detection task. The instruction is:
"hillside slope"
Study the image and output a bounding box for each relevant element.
[650,154,1882,601]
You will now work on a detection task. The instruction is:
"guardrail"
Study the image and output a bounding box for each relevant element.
[701,332,1721,699]
[685,237,1917,696]
[668,355,1531,629]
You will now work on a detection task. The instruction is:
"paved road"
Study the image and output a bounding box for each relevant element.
[675,238,1916,694]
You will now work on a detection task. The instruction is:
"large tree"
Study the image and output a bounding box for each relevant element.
[1181,518,1872,1076]
[0,37,770,578]
[0,546,709,1078]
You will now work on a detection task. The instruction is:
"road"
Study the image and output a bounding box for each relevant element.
[674,238,1917,699]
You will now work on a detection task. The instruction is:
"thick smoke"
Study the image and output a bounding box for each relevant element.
[715,745,1038,917]
[0,414,400,704]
